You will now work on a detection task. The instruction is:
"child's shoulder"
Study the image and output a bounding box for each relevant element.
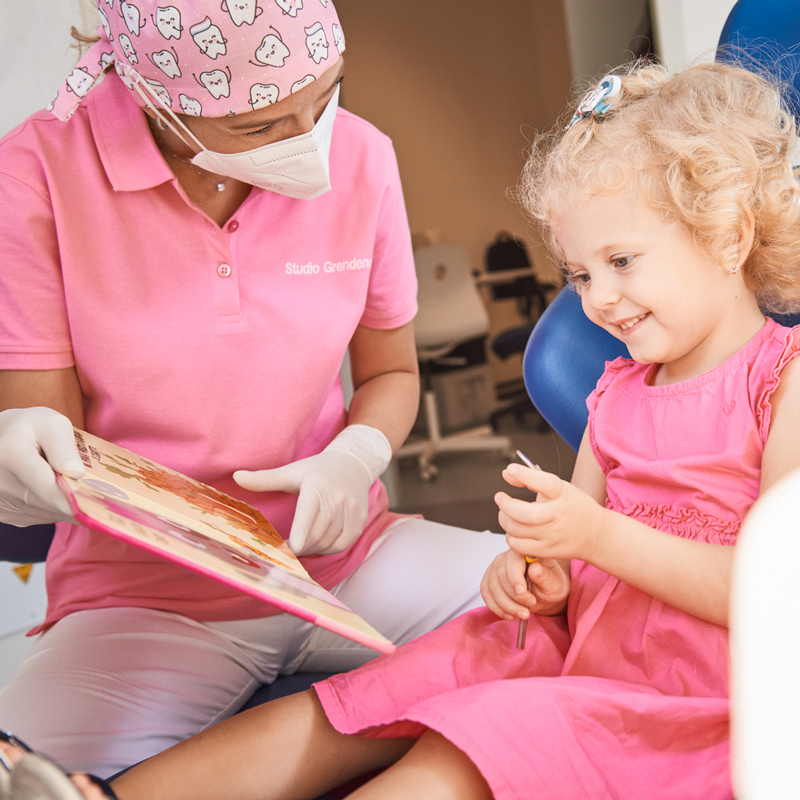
[593,355,643,394]
[759,324,800,489]
[594,319,800,398]
[754,319,800,384]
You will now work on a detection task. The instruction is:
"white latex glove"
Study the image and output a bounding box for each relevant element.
[0,407,85,527]
[233,424,392,556]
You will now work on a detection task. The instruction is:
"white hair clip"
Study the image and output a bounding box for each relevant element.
[566,74,622,130]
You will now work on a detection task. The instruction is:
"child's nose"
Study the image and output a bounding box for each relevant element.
[583,273,621,311]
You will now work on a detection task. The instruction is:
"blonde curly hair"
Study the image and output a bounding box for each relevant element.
[520,60,800,313]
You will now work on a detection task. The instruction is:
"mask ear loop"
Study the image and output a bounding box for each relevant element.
[118,63,207,156]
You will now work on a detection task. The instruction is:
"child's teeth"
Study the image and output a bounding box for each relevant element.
[620,314,645,330]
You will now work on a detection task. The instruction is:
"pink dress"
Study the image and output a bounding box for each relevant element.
[314,319,800,800]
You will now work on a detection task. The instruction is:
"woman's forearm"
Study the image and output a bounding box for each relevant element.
[346,369,419,453]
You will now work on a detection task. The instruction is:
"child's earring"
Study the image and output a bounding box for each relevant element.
[728,249,741,274]
[156,116,168,131]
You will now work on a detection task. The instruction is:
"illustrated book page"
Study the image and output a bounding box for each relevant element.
[56,429,395,654]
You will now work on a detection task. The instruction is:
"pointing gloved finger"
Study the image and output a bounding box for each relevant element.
[287,486,327,555]
[233,465,300,495]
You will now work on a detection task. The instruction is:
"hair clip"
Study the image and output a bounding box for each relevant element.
[566,74,622,130]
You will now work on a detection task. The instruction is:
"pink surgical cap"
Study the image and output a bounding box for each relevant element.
[49,0,345,121]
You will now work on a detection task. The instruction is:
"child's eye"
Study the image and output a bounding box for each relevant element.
[611,255,634,270]
[563,267,590,287]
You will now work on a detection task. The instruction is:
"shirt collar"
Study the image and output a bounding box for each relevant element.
[88,72,175,193]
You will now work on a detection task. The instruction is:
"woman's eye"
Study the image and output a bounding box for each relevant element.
[245,124,274,138]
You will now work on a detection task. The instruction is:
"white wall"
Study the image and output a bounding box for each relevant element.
[562,0,739,82]
[650,0,738,72]
[0,0,94,136]
[0,1,93,690]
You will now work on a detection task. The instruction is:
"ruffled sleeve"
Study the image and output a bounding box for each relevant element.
[586,356,635,474]
[755,324,800,441]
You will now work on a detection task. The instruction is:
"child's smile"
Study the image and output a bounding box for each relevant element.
[551,191,765,385]
[616,312,648,332]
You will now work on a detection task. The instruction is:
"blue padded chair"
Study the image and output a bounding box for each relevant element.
[523,288,628,452]
[524,288,800,456]
[718,0,800,119]
[0,523,54,564]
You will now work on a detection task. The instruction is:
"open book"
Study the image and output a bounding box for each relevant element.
[56,429,396,655]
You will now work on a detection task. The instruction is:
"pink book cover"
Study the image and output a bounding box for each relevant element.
[56,429,396,655]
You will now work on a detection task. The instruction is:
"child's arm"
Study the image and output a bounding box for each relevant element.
[497,444,736,625]
[499,351,800,628]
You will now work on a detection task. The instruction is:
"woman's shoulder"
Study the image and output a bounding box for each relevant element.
[334,108,392,142]
[332,108,399,168]
[0,103,94,188]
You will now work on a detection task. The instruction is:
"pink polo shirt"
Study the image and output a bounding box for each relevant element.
[0,73,417,629]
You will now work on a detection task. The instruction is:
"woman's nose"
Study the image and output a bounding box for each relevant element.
[289,106,319,137]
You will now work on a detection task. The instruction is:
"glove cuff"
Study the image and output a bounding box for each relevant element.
[324,424,392,484]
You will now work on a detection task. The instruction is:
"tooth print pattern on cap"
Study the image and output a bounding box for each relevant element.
[49,0,345,122]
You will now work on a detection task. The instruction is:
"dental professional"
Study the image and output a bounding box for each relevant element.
[0,0,506,778]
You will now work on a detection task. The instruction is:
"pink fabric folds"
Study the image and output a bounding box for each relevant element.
[314,319,800,799]
[49,0,345,122]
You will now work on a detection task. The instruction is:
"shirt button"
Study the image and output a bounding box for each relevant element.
[217,263,232,277]
[228,220,239,232]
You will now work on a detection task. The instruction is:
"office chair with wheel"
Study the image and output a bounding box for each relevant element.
[395,243,513,481]
[478,232,554,432]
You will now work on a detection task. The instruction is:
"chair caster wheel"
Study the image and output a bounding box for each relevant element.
[419,463,438,482]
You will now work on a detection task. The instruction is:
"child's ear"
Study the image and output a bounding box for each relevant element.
[726,208,756,272]
[734,208,756,272]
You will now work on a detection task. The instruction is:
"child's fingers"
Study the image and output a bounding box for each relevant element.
[495,492,557,530]
[480,553,534,621]
[502,464,562,498]
[483,586,531,621]
[527,558,563,592]
[481,573,531,620]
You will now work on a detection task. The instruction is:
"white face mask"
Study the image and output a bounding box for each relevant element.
[190,86,339,200]
[133,72,339,200]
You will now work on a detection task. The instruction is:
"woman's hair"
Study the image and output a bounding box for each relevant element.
[69,26,100,56]
[520,59,800,313]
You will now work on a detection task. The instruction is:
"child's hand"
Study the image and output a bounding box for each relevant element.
[481,550,570,620]
[495,464,606,563]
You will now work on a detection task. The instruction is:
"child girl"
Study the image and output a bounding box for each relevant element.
[8,58,800,800]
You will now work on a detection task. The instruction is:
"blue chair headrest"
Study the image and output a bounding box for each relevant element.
[718,0,800,119]
[522,289,628,452]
